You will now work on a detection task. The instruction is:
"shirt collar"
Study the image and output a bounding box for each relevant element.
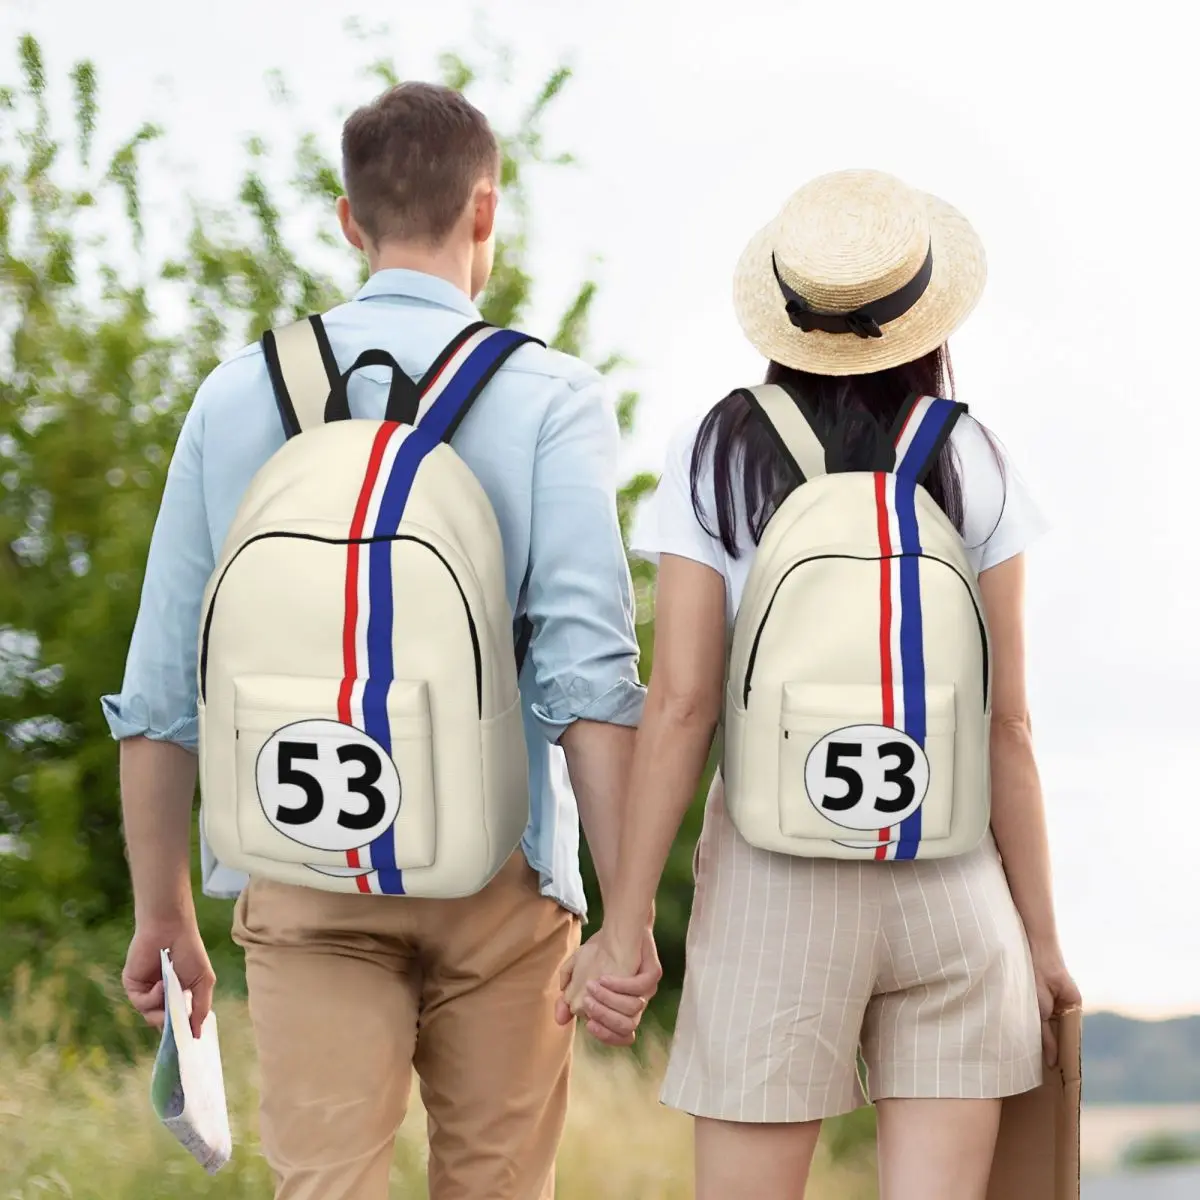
[354,268,481,319]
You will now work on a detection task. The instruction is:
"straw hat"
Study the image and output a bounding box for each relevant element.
[732,169,986,376]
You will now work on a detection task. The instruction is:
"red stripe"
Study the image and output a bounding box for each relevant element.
[417,332,479,408]
[419,344,461,399]
[894,396,922,447]
[875,473,894,861]
[346,846,370,892]
[346,848,371,894]
[337,422,400,879]
[337,424,399,724]
[337,341,467,716]
[337,542,360,725]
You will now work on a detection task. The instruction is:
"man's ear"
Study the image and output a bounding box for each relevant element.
[472,180,498,245]
[337,195,366,251]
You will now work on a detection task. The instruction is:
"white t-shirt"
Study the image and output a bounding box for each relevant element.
[631,409,1048,623]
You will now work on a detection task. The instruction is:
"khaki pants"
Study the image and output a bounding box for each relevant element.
[232,851,581,1200]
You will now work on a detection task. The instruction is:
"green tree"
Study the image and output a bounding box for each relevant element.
[0,29,690,1047]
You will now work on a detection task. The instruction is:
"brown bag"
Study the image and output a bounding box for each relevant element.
[986,1007,1082,1200]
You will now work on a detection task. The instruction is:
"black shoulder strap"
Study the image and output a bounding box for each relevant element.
[261,315,341,439]
[738,382,828,483]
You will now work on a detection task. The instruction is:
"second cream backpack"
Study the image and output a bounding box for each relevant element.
[722,384,991,861]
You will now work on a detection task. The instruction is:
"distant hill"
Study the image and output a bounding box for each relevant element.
[1083,1165,1200,1200]
[1084,1012,1200,1104]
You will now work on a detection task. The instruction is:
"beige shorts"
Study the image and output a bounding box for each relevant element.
[661,777,1043,1124]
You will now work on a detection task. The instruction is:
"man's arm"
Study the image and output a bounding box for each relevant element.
[557,721,635,906]
[103,396,218,1036]
[121,738,198,929]
[523,373,646,911]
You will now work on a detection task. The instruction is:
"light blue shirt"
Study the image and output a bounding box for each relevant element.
[101,269,646,917]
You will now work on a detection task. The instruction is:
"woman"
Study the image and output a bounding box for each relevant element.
[563,169,1080,1199]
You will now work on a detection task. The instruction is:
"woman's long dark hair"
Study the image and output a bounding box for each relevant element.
[690,345,975,556]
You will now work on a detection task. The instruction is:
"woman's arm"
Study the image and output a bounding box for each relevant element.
[981,553,1081,1058]
[979,554,1058,946]
[585,552,727,971]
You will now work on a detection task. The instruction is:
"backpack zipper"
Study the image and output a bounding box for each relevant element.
[741,552,989,708]
[199,531,483,714]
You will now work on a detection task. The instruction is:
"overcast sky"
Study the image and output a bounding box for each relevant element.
[3,0,1196,1017]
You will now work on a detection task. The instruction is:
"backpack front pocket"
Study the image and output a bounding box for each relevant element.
[777,682,957,850]
[233,674,436,872]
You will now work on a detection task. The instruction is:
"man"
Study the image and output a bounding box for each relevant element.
[105,81,660,1200]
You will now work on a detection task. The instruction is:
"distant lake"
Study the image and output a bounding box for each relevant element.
[1082,1105,1200,1173]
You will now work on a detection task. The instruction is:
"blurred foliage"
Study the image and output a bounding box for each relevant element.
[1121,1131,1200,1169]
[0,27,887,1182]
[0,28,722,1046]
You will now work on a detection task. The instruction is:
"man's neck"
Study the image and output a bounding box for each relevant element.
[367,241,473,300]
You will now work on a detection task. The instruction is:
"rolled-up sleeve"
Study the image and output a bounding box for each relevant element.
[524,374,646,742]
[100,392,215,752]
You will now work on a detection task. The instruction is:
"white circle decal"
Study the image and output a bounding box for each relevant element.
[255,719,400,852]
[803,724,929,832]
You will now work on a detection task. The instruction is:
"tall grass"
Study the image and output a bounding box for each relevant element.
[1,967,878,1198]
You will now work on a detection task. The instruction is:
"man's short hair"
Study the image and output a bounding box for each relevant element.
[341,81,500,246]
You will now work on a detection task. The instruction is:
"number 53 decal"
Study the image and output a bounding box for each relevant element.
[803,724,930,831]
[255,719,401,853]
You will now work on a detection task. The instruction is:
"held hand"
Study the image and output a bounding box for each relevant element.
[557,929,638,1029]
[122,920,216,1041]
[583,926,662,1046]
[555,926,660,1047]
[1031,943,1082,1067]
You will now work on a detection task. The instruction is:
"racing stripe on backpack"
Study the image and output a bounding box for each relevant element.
[893,394,939,467]
[873,474,900,859]
[334,420,410,893]
[895,394,962,484]
[326,326,533,895]
[892,473,927,861]
[872,472,927,861]
[870,396,958,860]
[414,325,507,424]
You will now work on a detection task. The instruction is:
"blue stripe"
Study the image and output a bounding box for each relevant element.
[896,398,956,481]
[357,328,526,896]
[420,329,529,443]
[362,452,405,891]
[889,398,958,861]
[894,478,926,861]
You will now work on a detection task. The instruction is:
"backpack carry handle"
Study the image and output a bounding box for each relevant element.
[325,349,422,426]
[264,318,423,436]
[262,316,545,441]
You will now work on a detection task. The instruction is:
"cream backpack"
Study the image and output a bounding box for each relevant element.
[722,384,991,861]
[198,316,539,897]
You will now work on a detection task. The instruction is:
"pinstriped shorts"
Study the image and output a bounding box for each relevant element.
[661,776,1043,1124]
